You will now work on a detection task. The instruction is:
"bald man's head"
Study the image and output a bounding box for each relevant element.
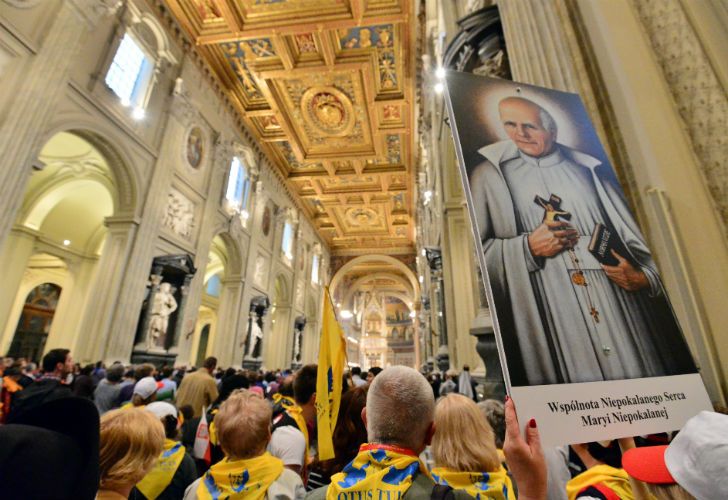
[498,97,557,158]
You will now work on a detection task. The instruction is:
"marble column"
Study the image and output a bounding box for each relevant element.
[46,255,99,354]
[0,0,120,249]
[425,248,449,372]
[0,227,37,353]
[81,216,139,363]
[101,87,189,364]
[213,275,244,367]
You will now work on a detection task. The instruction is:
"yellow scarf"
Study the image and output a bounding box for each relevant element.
[196,452,284,500]
[273,394,295,408]
[136,439,186,499]
[566,465,635,500]
[431,466,513,499]
[209,408,219,446]
[327,444,428,500]
[286,405,310,463]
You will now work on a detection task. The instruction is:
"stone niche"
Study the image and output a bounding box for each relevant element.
[132,254,196,367]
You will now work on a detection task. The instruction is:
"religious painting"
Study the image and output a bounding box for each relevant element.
[185,126,205,169]
[444,71,710,446]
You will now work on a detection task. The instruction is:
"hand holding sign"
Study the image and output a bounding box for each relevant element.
[504,397,547,500]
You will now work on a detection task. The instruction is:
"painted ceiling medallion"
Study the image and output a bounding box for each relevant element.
[301,86,355,137]
[346,207,378,227]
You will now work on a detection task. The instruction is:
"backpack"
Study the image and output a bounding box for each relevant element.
[7,379,72,423]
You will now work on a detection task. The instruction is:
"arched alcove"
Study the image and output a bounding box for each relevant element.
[0,130,135,360]
[192,232,244,365]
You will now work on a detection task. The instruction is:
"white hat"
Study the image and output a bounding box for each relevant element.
[665,410,728,499]
[133,376,158,399]
[145,401,177,420]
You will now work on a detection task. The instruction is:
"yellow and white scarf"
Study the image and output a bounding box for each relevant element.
[565,465,635,500]
[327,444,428,500]
[431,466,513,499]
[285,405,310,464]
[196,452,284,500]
[136,439,186,499]
[273,393,295,409]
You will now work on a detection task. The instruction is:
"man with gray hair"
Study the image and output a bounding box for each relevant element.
[93,363,125,414]
[306,366,471,499]
[469,95,695,386]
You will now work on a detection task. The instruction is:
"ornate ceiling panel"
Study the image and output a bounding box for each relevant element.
[165,0,415,255]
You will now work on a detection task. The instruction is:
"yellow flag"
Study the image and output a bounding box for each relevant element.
[316,287,347,461]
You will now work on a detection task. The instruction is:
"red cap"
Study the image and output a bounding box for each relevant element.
[622,445,675,485]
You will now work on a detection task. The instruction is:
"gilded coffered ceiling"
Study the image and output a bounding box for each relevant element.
[165,0,416,256]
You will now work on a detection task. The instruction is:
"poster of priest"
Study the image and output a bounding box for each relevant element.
[443,71,711,446]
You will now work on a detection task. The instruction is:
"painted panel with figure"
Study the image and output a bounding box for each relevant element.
[444,71,710,446]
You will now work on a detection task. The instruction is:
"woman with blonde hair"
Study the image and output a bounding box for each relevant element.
[98,408,166,499]
[431,394,514,499]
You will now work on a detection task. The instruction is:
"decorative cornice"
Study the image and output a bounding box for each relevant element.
[632,0,728,241]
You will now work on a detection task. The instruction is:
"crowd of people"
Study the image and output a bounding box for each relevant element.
[1,349,727,499]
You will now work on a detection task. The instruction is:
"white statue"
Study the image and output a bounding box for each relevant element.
[247,317,263,358]
[293,329,302,362]
[147,282,178,350]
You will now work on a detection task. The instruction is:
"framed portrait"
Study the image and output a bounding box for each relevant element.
[185,126,205,169]
[444,71,710,446]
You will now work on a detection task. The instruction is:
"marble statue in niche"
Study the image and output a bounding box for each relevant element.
[247,317,263,358]
[147,282,178,350]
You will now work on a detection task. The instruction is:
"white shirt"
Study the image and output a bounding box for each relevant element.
[268,426,306,468]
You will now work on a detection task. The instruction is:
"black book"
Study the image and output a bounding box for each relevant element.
[588,222,631,266]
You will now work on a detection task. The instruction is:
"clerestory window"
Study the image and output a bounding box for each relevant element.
[105,33,154,117]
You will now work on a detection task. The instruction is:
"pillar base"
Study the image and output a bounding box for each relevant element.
[470,325,505,400]
[436,345,450,373]
[130,350,177,368]
[242,357,262,371]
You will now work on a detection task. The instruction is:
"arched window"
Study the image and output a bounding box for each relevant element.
[311,253,320,285]
[205,274,222,298]
[281,221,295,263]
[225,156,252,219]
[104,31,156,120]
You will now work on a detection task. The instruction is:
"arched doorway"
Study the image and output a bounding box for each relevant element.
[329,254,420,369]
[7,282,62,363]
[195,324,211,368]
[191,237,226,365]
[191,233,245,367]
[0,131,124,359]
